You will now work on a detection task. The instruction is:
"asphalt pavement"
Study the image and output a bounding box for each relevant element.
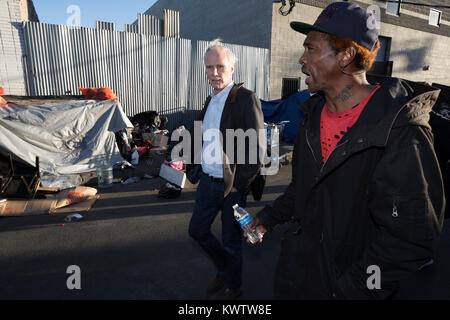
[0,161,449,300]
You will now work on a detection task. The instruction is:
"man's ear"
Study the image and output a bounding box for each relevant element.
[339,46,357,69]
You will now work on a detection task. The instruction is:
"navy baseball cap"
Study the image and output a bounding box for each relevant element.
[290,1,379,51]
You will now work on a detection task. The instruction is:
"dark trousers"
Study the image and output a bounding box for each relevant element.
[188,173,247,289]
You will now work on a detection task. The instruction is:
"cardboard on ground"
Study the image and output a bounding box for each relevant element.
[0,186,98,217]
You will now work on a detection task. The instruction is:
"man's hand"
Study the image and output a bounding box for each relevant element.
[231,187,238,192]
[244,217,267,243]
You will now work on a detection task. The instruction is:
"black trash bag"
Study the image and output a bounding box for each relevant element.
[130,111,167,130]
[158,182,182,199]
[159,116,168,130]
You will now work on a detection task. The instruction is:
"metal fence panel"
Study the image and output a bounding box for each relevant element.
[137,13,162,36]
[95,21,116,31]
[22,22,269,130]
[164,9,180,38]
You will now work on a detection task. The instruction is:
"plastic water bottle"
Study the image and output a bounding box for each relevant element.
[233,204,263,244]
[97,161,113,188]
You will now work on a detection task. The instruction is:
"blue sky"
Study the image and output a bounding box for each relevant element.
[33,0,158,31]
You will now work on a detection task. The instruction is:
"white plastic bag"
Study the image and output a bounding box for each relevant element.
[131,149,139,166]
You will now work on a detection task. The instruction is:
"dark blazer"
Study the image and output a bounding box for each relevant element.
[197,83,265,197]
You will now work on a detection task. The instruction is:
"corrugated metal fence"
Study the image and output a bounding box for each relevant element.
[21,21,269,130]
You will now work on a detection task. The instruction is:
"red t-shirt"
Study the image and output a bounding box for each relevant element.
[320,85,380,163]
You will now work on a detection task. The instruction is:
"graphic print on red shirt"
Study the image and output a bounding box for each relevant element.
[320,85,380,163]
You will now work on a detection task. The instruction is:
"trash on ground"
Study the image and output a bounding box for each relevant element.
[118,110,169,163]
[131,149,139,166]
[53,186,97,209]
[121,177,141,185]
[52,195,99,214]
[64,213,84,222]
[119,160,136,169]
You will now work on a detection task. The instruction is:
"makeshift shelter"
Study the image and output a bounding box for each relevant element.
[0,99,133,189]
[260,91,310,143]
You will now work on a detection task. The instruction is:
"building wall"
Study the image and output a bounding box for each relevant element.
[290,0,450,37]
[0,0,28,95]
[270,3,321,99]
[143,0,273,49]
[269,1,450,99]
[379,21,450,86]
[18,0,39,22]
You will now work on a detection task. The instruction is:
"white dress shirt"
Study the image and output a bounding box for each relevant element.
[201,81,235,178]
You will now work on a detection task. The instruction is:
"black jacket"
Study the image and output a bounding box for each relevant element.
[429,111,450,219]
[257,78,445,299]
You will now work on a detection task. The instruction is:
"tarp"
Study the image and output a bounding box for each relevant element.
[261,91,311,142]
[0,100,133,188]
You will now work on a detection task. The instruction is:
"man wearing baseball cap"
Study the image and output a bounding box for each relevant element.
[248,2,445,299]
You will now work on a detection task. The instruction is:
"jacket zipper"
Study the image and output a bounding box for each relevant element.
[392,199,399,218]
[320,139,349,174]
[305,128,320,167]
[305,128,349,176]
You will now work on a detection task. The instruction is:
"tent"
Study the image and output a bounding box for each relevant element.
[0,99,133,188]
[260,91,311,142]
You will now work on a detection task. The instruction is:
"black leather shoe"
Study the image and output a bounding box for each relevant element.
[206,273,226,296]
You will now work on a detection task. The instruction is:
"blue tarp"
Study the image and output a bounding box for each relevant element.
[261,91,311,143]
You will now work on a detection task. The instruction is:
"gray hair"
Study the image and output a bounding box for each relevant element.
[204,38,238,66]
